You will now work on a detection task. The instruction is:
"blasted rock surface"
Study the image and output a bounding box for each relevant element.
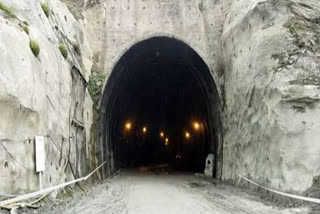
[87,0,320,193]
[1,0,320,196]
[0,0,94,194]
[222,0,320,193]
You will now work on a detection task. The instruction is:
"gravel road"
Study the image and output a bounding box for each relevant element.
[39,168,310,214]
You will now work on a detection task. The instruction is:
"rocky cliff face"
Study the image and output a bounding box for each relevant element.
[0,0,95,194]
[222,0,320,193]
[82,0,320,193]
[0,0,319,196]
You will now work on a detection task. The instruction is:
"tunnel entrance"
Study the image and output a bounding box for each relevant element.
[100,37,222,177]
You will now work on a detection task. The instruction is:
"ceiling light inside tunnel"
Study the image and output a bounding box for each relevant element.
[160,131,164,138]
[165,138,169,146]
[193,122,200,131]
[125,122,132,131]
[185,131,190,139]
[142,126,147,134]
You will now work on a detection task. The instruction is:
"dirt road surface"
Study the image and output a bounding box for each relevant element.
[41,169,310,214]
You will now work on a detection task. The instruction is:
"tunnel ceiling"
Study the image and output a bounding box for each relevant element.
[100,37,222,175]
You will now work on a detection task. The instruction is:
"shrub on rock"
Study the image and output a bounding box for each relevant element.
[0,2,16,18]
[59,43,68,59]
[22,25,29,34]
[29,39,40,57]
[41,2,50,17]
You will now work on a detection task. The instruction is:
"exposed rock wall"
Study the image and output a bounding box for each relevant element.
[0,0,95,194]
[87,0,320,193]
[222,0,320,193]
[1,0,319,195]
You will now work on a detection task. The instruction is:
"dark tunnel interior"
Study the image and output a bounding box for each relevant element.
[101,37,222,176]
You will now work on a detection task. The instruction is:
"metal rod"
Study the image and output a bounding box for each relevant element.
[39,172,43,190]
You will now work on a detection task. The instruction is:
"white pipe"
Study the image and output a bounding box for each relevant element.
[0,162,106,207]
[237,174,320,204]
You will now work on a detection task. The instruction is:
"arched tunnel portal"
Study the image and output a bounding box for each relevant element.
[100,37,223,178]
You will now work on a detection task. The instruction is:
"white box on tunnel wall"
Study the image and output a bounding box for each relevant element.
[35,136,45,172]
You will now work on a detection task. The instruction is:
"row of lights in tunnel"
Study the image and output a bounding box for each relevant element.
[123,121,204,146]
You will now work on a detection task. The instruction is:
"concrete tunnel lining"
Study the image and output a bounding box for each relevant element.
[99,37,223,177]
